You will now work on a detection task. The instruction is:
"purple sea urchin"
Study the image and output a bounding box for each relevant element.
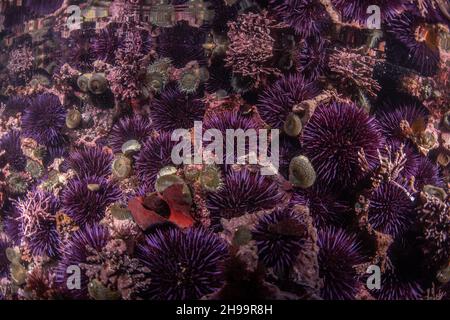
[3,96,30,118]
[414,156,443,190]
[302,102,383,190]
[24,0,63,16]
[109,115,153,153]
[135,227,228,300]
[331,0,404,24]
[134,132,177,191]
[269,0,330,37]
[387,12,441,76]
[2,5,30,30]
[370,237,425,300]
[203,110,260,134]
[63,29,95,73]
[318,227,367,300]
[0,234,11,277]
[296,38,329,81]
[56,224,110,299]
[13,190,61,258]
[0,130,27,171]
[21,93,66,147]
[24,266,57,300]
[3,204,22,245]
[205,61,233,94]
[45,145,68,166]
[252,207,308,274]
[92,23,152,65]
[61,176,122,226]
[157,21,206,68]
[202,110,262,167]
[414,0,450,25]
[204,0,240,31]
[206,169,285,225]
[91,25,120,64]
[375,103,428,141]
[374,270,424,300]
[291,185,351,228]
[368,181,416,237]
[257,73,319,130]
[67,147,113,179]
[0,0,448,302]
[150,86,205,132]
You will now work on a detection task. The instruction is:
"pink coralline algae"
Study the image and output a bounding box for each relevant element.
[225,10,283,88]
[7,46,33,72]
[107,51,144,102]
[328,47,382,98]
[0,0,449,302]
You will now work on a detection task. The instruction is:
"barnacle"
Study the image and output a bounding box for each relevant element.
[88,73,108,95]
[145,58,172,93]
[65,109,82,129]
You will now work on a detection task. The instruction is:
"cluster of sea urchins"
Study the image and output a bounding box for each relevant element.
[0,0,449,301]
